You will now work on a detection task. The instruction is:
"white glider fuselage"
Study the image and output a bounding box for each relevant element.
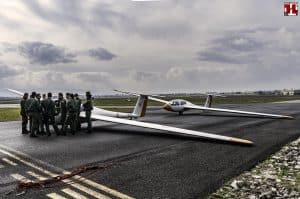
[163,99,192,113]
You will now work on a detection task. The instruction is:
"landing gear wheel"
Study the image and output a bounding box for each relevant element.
[179,111,183,116]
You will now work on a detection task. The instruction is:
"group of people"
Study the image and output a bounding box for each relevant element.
[20,91,94,137]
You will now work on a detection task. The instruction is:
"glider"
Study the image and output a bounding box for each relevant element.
[3,88,253,145]
[114,90,293,119]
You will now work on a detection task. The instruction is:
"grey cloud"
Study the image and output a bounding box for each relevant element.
[76,72,111,81]
[88,48,116,61]
[22,1,192,40]
[76,72,115,88]
[22,0,83,27]
[18,41,76,65]
[215,36,264,52]
[0,63,19,79]
[197,30,267,64]
[197,51,241,64]
[130,70,161,82]
[0,42,18,53]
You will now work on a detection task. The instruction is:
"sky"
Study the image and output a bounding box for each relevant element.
[0,0,299,95]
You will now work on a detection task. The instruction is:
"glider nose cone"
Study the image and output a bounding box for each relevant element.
[163,104,172,111]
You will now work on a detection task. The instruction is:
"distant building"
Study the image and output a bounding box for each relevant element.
[281,89,294,96]
[294,90,300,95]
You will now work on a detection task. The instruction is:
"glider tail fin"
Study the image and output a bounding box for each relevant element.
[204,95,213,107]
[132,94,148,117]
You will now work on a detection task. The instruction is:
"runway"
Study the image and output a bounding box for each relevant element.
[0,102,299,198]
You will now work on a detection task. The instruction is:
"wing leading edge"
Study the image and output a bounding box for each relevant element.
[185,104,293,119]
[113,89,169,104]
[82,112,253,145]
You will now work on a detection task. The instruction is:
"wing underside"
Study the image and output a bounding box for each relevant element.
[82,112,253,145]
[185,105,293,119]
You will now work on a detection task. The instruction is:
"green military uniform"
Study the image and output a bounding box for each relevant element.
[36,95,45,134]
[42,98,59,136]
[83,92,93,133]
[25,97,34,133]
[63,96,76,135]
[41,98,48,130]
[74,96,82,130]
[20,95,28,134]
[25,96,39,137]
[59,98,67,135]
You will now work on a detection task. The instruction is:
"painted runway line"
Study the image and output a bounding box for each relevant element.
[47,193,68,199]
[0,146,134,199]
[11,173,31,183]
[27,170,110,199]
[2,157,17,166]
[62,188,89,199]
[27,171,47,180]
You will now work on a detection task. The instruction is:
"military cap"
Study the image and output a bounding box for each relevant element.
[86,91,92,97]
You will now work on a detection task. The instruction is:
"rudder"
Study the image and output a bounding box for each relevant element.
[204,95,213,107]
[132,95,148,117]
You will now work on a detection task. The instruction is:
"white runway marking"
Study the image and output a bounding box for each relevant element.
[2,157,17,166]
[47,193,68,199]
[27,171,47,180]
[0,147,134,199]
[71,174,134,199]
[63,180,111,199]
[62,188,89,199]
[11,173,31,183]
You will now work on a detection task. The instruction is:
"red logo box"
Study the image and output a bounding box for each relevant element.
[284,2,298,16]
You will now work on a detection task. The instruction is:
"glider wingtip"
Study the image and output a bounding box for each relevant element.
[229,138,254,145]
[279,115,294,120]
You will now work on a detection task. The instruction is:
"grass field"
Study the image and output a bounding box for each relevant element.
[0,95,300,122]
[0,108,20,122]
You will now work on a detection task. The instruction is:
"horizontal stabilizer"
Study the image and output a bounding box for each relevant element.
[6,88,24,96]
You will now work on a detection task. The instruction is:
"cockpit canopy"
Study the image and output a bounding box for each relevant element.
[170,99,187,106]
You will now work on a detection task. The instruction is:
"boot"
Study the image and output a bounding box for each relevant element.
[30,134,38,138]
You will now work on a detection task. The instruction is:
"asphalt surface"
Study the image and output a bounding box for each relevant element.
[0,102,299,199]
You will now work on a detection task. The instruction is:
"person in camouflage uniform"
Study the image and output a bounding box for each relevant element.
[74,93,82,131]
[42,92,60,136]
[20,92,29,134]
[40,94,47,133]
[25,93,34,133]
[83,91,93,134]
[62,93,76,135]
[57,93,66,135]
[36,93,45,134]
[25,92,39,138]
